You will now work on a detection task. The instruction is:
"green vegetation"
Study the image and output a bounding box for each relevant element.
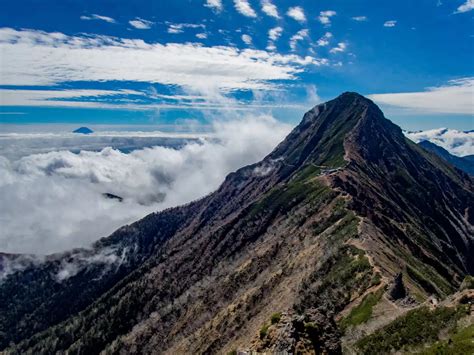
[356,305,470,354]
[417,324,474,355]
[304,321,319,343]
[340,287,384,330]
[247,179,334,220]
[460,275,474,290]
[270,312,282,324]
[259,323,270,339]
[297,245,373,313]
[406,264,443,297]
[292,164,321,182]
[390,245,455,297]
[370,273,382,287]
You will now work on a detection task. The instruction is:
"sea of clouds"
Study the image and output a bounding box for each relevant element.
[405,128,473,157]
[0,116,291,254]
[1,120,471,256]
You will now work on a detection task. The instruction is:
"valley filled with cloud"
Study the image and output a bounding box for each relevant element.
[0,117,291,254]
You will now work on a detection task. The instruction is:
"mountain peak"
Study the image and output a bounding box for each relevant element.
[267,92,394,176]
[73,127,93,134]
[1,93,473,354]
[329,91,375,107]
[336,91,368,100]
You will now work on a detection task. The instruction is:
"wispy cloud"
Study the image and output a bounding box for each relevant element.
[268,26,283,41]
[352,16,368,22]
[204,0,223,12]
[384,20,397,27]
[80,14,116,23]
[369,78,474,115]
[289,29,309,51]
[0,89,143,108]
[196,32,208,39]
[129,18,154,29]
[166,23,205,34]
[454,0,474,13]
[317,32,332,47]
[0,28,326,94]
[287,6,306,23]
[261,0,279,18]
[233,0,257,17]
[318,10,337,26]
[329,42,346,53]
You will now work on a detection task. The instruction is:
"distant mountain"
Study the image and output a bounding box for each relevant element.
[419,140,474,175]
[102,192,124,202]
[73,126,94,134]
[405,128,473,157]
[1,93,473,354]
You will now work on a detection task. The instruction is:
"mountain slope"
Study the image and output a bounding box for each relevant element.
[418,140,474,175]
[1,92,473,354]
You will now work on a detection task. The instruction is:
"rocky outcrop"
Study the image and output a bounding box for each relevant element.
[388,273,407,300]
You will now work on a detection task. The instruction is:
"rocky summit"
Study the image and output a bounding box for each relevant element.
[1,92,473,354]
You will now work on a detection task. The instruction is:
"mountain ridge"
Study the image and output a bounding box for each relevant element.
[418,140,474,175]
[1,92,473,354]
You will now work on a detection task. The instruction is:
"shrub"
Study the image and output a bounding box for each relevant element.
[460,275,474,290]
[340,288,384,330]
[356,305,469,354]
[259,324,270,339]
[270,312,282,324]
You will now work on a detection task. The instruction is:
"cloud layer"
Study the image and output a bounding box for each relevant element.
[369,78,474,115]
[0,28,322,93]
[405,128,474,157]
[0,117,291,254]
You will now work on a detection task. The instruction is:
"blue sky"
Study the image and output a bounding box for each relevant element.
[0,0,473,130]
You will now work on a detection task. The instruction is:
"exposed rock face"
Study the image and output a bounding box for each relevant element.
[389,273,407,300]
[0,93,473,354]
[249,309,341,354]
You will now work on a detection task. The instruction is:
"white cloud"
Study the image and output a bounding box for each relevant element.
[80,14,116,23]
[168,24,184,34]
[167,23,205,34]
[205,0,223,12]
[129,18,154,30]
[241,34,252,45]
[196,32,208,39]
[455,0,474,13]
[352,16,368,22]
[268,26,283,41]
[0,89,143,108]
[266,43,276,51]
[329,42,347,54]
[234,0,258,17]
[306,84,321,105]
[405,128,474,156]
[287,6,306,23]
[369,78,474,115]
[261,0,280,18]
[289,29,309,51]
[384,20,397,27]
[0,28,323,93]
[0,117,291,254]
[317,32,332,47]
[318,10,337,26]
